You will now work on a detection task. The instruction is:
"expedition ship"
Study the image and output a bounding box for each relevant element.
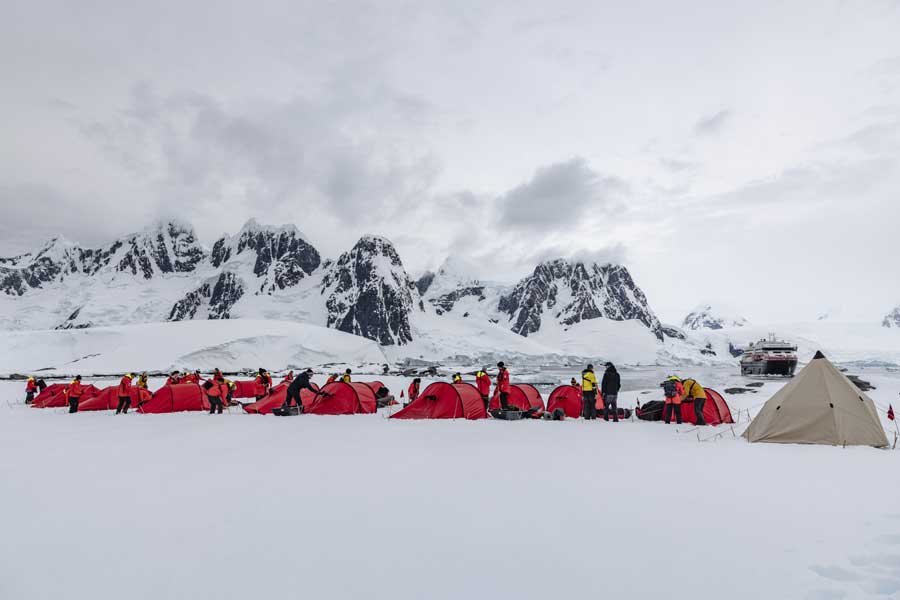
[740,336,798,376]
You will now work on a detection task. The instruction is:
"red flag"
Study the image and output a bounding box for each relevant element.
[888,405,895,421]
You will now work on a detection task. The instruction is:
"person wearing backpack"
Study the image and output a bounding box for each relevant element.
[601,362,622,422]
[206,370,225,414]
[475,369,491,409]
[662,376,685,424]
[115,373,134,414]
[682,378,708,425]
[581,364,598,420]
[495,362,511,409]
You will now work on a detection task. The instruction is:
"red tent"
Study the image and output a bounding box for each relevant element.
[679,388,734,425]
[391,382,487,420]
[32,383,100,408]
[546,385,605,418]
[243,382,321,414]
[232,380,260,399]
[490,383,544,414]
[138,384,209,414]
[78,386,152,412]
[303,382,376,415]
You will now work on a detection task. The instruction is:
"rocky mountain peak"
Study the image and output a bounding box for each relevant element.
[210,219,320,292]
[321,235,418,345]
[682,304,749,331]
[498,258,663,340]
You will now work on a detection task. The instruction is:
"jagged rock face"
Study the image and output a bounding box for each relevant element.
[0,223,206,295]
[415,271,435,296]
[883,307,900,328]
[169,272,245,321]
[682,305,748,330]
[661,325,687,340]
[430,286,486,316]
[321,236,416,345]
[498,259,664,340]
[211,224,320,293]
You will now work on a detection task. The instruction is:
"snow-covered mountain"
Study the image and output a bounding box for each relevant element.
[321,235,419,346]
[498,259,664,340]
[0,219,723,364]
[882,306,900,328]
[682,304,749,331]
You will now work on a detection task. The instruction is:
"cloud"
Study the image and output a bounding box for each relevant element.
[693,109,733,136]
[495,157,627,230]
[79,81,441,240]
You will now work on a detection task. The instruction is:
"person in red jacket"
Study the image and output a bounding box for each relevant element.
[165,371,182,386]
[407,378,421,404]
[283,370,294,384]
[254,368,272,400]
[206,369,226,414]
[116,373,134,414]
[186,370,201,384]
[25,377,37,404]
[495,362,510,409]
[475,368,491,410]
[65,375,84,413]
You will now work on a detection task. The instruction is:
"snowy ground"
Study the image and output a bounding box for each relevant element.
[2,371,900,600]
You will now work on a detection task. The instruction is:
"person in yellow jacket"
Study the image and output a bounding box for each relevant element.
[581,364,598,420]
[341,368,352,384]
[452,372,463,384]
[682,377,708,425]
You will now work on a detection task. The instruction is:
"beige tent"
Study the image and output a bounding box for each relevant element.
[743,351,889,447]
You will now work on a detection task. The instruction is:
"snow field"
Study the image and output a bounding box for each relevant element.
[2,372,900,599]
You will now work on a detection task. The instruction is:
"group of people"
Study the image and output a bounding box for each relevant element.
[28,362,709,424]
[659,375,708,425]
[580,362,622,421]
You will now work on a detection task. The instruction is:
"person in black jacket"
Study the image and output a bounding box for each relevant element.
[282,368,318,411]
[601,362,622,422]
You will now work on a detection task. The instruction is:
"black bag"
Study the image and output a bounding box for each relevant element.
[637,401,665,421]
[203,380,214,390]
[662,380,678,398]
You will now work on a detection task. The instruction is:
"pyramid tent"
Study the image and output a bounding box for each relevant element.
[391,382,487,420]
[743,352,888,447]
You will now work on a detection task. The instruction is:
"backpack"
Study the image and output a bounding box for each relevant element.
[203,380,214,390]
[662,379,678,398]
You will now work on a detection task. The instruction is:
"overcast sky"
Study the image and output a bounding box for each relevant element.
[2,0,900,323]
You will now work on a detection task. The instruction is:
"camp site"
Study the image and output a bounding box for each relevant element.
[5,1,900,599]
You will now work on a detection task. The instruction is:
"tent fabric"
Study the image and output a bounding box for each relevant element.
[232,380,261,399]
[303,382,377,415]
[743,354,889,447]
[391,382,487,420]
[78,386,152,412]
[138,384,210,414]
[490,383,544,414]
[33,384,100,408]
[546,385,605,418]
[677,388,734,426]
[243,382,320,414]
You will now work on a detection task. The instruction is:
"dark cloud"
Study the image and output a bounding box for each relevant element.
[693,109,733,136]
[495,158,627,230]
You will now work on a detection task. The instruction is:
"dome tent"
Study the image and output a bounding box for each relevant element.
[743,351,888,447]
[391,382,487,420]
[138,384,209,414]
[490,384,544,415]
[546,385,603,418]
[32,383,100,408]
[243,382,320,414]
[303,382,377,415]
[78,386,152,412]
